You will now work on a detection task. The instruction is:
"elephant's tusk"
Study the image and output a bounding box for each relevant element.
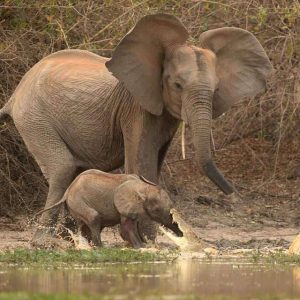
[181,122,186,159]
[211,129,216,153]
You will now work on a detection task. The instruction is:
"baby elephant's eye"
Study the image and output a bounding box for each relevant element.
[174,82,183,90]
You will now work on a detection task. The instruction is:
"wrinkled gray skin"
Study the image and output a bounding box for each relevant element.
[37,170,182,248]
[0,14,273,245]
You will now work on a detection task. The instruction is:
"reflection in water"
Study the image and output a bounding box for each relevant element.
[293,267,300,294]
[1,259,300,298]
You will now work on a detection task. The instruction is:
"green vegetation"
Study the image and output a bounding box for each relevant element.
[266,252,300,264]
[0,294,117,300]
[0,248,172,266]
[247,250,300,265]
[0,292,293,300]
[0,294,96,300]
[1,248,300,266]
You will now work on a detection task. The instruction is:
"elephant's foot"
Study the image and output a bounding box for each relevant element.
[216,192,242,211]
[226,192,242,203]
[132,241,147,249]
[288,233,300,255]
[31,227,72,250]
[220,192,242,208]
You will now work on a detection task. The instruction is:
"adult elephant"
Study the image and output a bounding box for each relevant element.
[0,14,272,244]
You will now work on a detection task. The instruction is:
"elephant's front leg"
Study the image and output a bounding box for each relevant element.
[122,110,178,182]
[123,138,160,242]
[122,111,178,242]
[123,129,160,241]
[120,217,145,248]
[123,121,160,183]
[125,151,159,183]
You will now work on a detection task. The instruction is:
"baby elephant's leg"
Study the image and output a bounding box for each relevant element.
[76,220,84,236]
[85,211,102,247]
[138,216,158,243]
[120,217,145,249]
[69,203,102,247]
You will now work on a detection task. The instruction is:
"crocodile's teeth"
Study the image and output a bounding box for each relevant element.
[159,225,189,249]
[160,209,204,251]
[170,208,199,240]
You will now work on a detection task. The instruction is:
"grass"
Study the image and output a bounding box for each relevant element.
[0,248,173,266]
[0,292,294,300]
[0,294,119,300]
[1,248,300,266]
[0,294,96,300]
[265,252,300,264]
[247,250,300,265]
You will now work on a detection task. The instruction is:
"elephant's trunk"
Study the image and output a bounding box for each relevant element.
[183,86,234,195]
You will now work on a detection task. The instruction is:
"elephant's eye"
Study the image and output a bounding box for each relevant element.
[174,82,183,90]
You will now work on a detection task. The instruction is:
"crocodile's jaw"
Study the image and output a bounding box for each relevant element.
[289,233,300,255]
[159,226,191,250]
[170,209,201,242]
[159,208,204,251]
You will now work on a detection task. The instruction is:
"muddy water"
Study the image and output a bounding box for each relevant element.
[1,259,300,299]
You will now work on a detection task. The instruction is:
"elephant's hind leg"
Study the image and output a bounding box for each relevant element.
[68,196,102,247]
[15,124,78,246]
[85,211,102,247]
[32,154,77,246]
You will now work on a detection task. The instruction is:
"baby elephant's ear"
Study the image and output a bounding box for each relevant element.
[114,181,145,219]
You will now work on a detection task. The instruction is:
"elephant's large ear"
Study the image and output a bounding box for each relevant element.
[106,14,188,116]
[114,181,146,219]
[199,27,273,118]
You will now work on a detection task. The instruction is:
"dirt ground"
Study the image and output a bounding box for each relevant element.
[0,211,297,251]
[0,131,300,251]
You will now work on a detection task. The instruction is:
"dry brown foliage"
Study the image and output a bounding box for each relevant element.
[0,0,299,215]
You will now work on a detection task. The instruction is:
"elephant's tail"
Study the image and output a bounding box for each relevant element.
[34,196,67,218]
[0,96,13,122]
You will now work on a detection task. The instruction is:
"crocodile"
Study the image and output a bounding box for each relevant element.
[289,233,300,255]
[160,208,217,254]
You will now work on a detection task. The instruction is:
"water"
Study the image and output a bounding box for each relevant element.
[1,259,300,299]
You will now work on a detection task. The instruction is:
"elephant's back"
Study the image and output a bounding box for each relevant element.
[66,170,135,220]
[69,170,136,196]
[11,49,114,116]
[40,49,110,74]
[43,49,109,63]
[37,49,111,87]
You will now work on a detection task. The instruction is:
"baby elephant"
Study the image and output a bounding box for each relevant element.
[37,169,182,248]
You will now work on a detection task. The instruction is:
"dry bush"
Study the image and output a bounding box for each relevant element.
[0,0,299,215]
